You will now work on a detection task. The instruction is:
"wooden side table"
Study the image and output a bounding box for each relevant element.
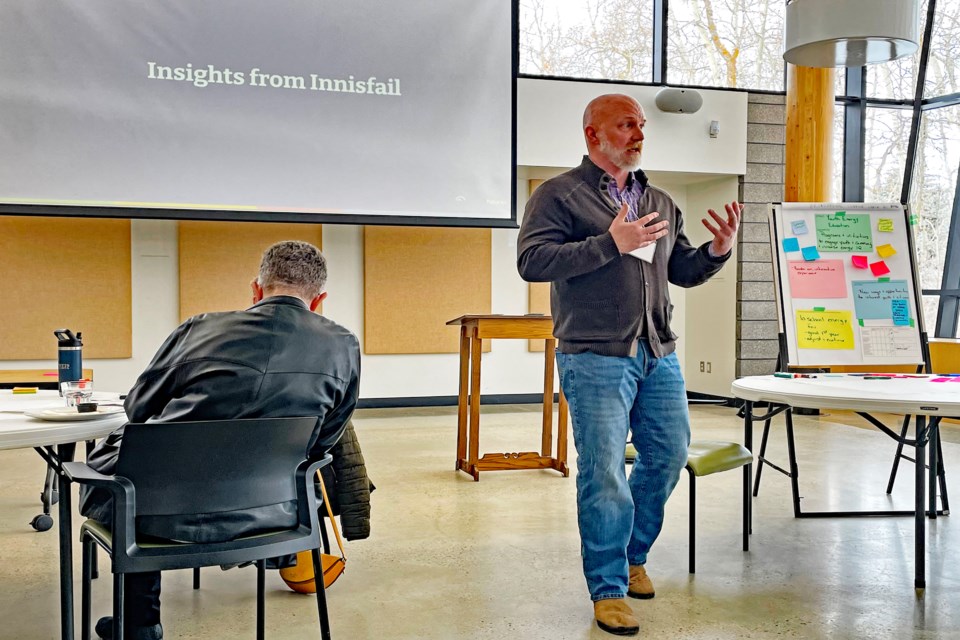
[446,315,569,481]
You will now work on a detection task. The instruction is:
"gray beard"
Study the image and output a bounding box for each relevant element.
[599,138,642,172]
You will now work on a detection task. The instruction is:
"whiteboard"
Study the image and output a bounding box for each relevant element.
[769,202,925,367]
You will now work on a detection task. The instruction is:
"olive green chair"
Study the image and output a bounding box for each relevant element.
[627,440,753,573]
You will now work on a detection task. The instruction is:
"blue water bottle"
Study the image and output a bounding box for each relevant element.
[55,329,83,387]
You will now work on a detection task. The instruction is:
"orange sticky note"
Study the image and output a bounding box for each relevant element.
[851,255,868,269]
[870,261,891,276]
[876,244,896,258]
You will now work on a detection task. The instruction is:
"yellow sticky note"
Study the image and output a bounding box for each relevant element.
[876,244,897,258]
[796,310,855,350]
[877,218,894,232]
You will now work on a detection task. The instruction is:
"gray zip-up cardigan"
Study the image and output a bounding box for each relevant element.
[517,156,730,358]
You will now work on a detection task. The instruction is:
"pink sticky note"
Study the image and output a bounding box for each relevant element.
[851,255,869,269]
[787,260,848,298]
[870,261,891,276]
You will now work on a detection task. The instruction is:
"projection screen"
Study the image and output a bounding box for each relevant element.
[0,1,516,226]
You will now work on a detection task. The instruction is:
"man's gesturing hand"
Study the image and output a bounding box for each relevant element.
[609,202,669,255]
[703,201,741,257]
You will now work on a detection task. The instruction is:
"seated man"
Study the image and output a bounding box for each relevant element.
[81,240,361,640]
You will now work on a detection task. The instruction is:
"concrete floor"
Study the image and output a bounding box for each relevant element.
[1,404,958,639]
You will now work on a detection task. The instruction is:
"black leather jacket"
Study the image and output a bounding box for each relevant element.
[81,296,361,543]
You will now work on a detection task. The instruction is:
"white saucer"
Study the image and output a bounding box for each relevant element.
[25,406,126,422]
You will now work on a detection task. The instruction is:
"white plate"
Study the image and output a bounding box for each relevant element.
[24,406,126,422]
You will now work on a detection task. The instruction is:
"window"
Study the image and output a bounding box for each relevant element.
[865,0,927,101]
[667,0,785,90]
[518,0,654,82]
[910,105,960,329]
[924,0,960,98]
[863,107,912,203]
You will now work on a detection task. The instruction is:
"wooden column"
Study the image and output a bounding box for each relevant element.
[785,64,835,202]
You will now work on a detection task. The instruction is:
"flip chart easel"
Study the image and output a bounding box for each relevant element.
[769,202,928,369]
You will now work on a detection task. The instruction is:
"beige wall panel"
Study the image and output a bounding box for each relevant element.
[364,226,491,354]
[0,216,132,360]
[179,221,322,321]
[527,282,551,352]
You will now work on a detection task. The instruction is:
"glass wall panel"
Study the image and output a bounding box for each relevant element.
[865,0,927,100]
[518,0,653,81]
[667,0,784,90]
[863,107,912,203]
[924,1,960,98]
[832,104,845,203]
[910,106,960,329]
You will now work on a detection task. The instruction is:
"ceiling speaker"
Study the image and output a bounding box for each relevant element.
[654,88,703,114]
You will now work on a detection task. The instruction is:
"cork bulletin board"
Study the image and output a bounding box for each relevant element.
[179,221,322,321]
[363,226,491,354]
[0,216,132,359]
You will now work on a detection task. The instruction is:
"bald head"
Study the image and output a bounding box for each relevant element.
[582,94,643,131]
[583,94,646,177]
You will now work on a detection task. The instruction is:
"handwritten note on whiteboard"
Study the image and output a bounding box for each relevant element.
[796,310,855,350]
[851,280,911,320]
[787,260,847,298]
[815,214,874,252]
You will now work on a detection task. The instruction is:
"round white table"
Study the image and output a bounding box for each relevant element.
[732,374,960,593]
[1,389,126,640]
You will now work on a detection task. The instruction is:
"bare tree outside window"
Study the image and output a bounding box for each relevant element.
[667,0,785,90]
[518,0,654,82]
[924,0,960,98]
[911,106,960,331]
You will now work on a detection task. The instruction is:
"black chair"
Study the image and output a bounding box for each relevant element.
[63,417,334,640]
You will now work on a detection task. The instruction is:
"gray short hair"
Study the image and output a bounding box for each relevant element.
[258,240,327,299]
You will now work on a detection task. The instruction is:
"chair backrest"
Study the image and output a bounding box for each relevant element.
[115,416,318,517]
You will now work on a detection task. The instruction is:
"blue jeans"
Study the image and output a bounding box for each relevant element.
[557,343,690,601]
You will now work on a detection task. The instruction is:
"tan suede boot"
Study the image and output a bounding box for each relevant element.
[593,598,640,636]
[627,564,655,599]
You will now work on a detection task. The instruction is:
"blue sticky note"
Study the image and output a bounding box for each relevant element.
[791,220,808,235]
[801,245,820,261]
[852,280,910,320]
[892,299,909,326]
[782,237,801,253]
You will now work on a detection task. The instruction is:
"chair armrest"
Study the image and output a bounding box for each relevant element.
[61,461,138,549]
[62,461,119,487]
[296,454,333,528]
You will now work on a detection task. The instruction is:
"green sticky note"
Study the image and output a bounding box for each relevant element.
[858,319,864,326]
[910,214,919,225]
[815,213,873,252]
[878,277,890,282]
[835,211,846,218]
[910,318,915,327]
[814,306,826,312]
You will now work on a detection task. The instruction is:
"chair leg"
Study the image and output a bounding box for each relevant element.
[193,567,200,590]
[312,547,332,640]
[113,572,125,640]
[81,538,93,640]
[320,517,331,555]
[687,467,696,574]
[91,543,99,580]
[257,560,266,640]
[885,415,911,494]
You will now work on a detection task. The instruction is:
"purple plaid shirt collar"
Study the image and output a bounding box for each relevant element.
[601,172,644,222]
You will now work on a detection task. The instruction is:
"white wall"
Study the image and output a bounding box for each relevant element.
[4,80,747,399]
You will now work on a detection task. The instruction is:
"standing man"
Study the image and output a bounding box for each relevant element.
[517,94,740,636]
[82,240,361,640]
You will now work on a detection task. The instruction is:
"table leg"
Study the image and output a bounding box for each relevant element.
[541,339,555,458]
[915,415,926,594]
[468,333,482,481]
[743,401,753,545]
[928,417,939,520]
[456,328,470,470]
[57,442,77,640]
